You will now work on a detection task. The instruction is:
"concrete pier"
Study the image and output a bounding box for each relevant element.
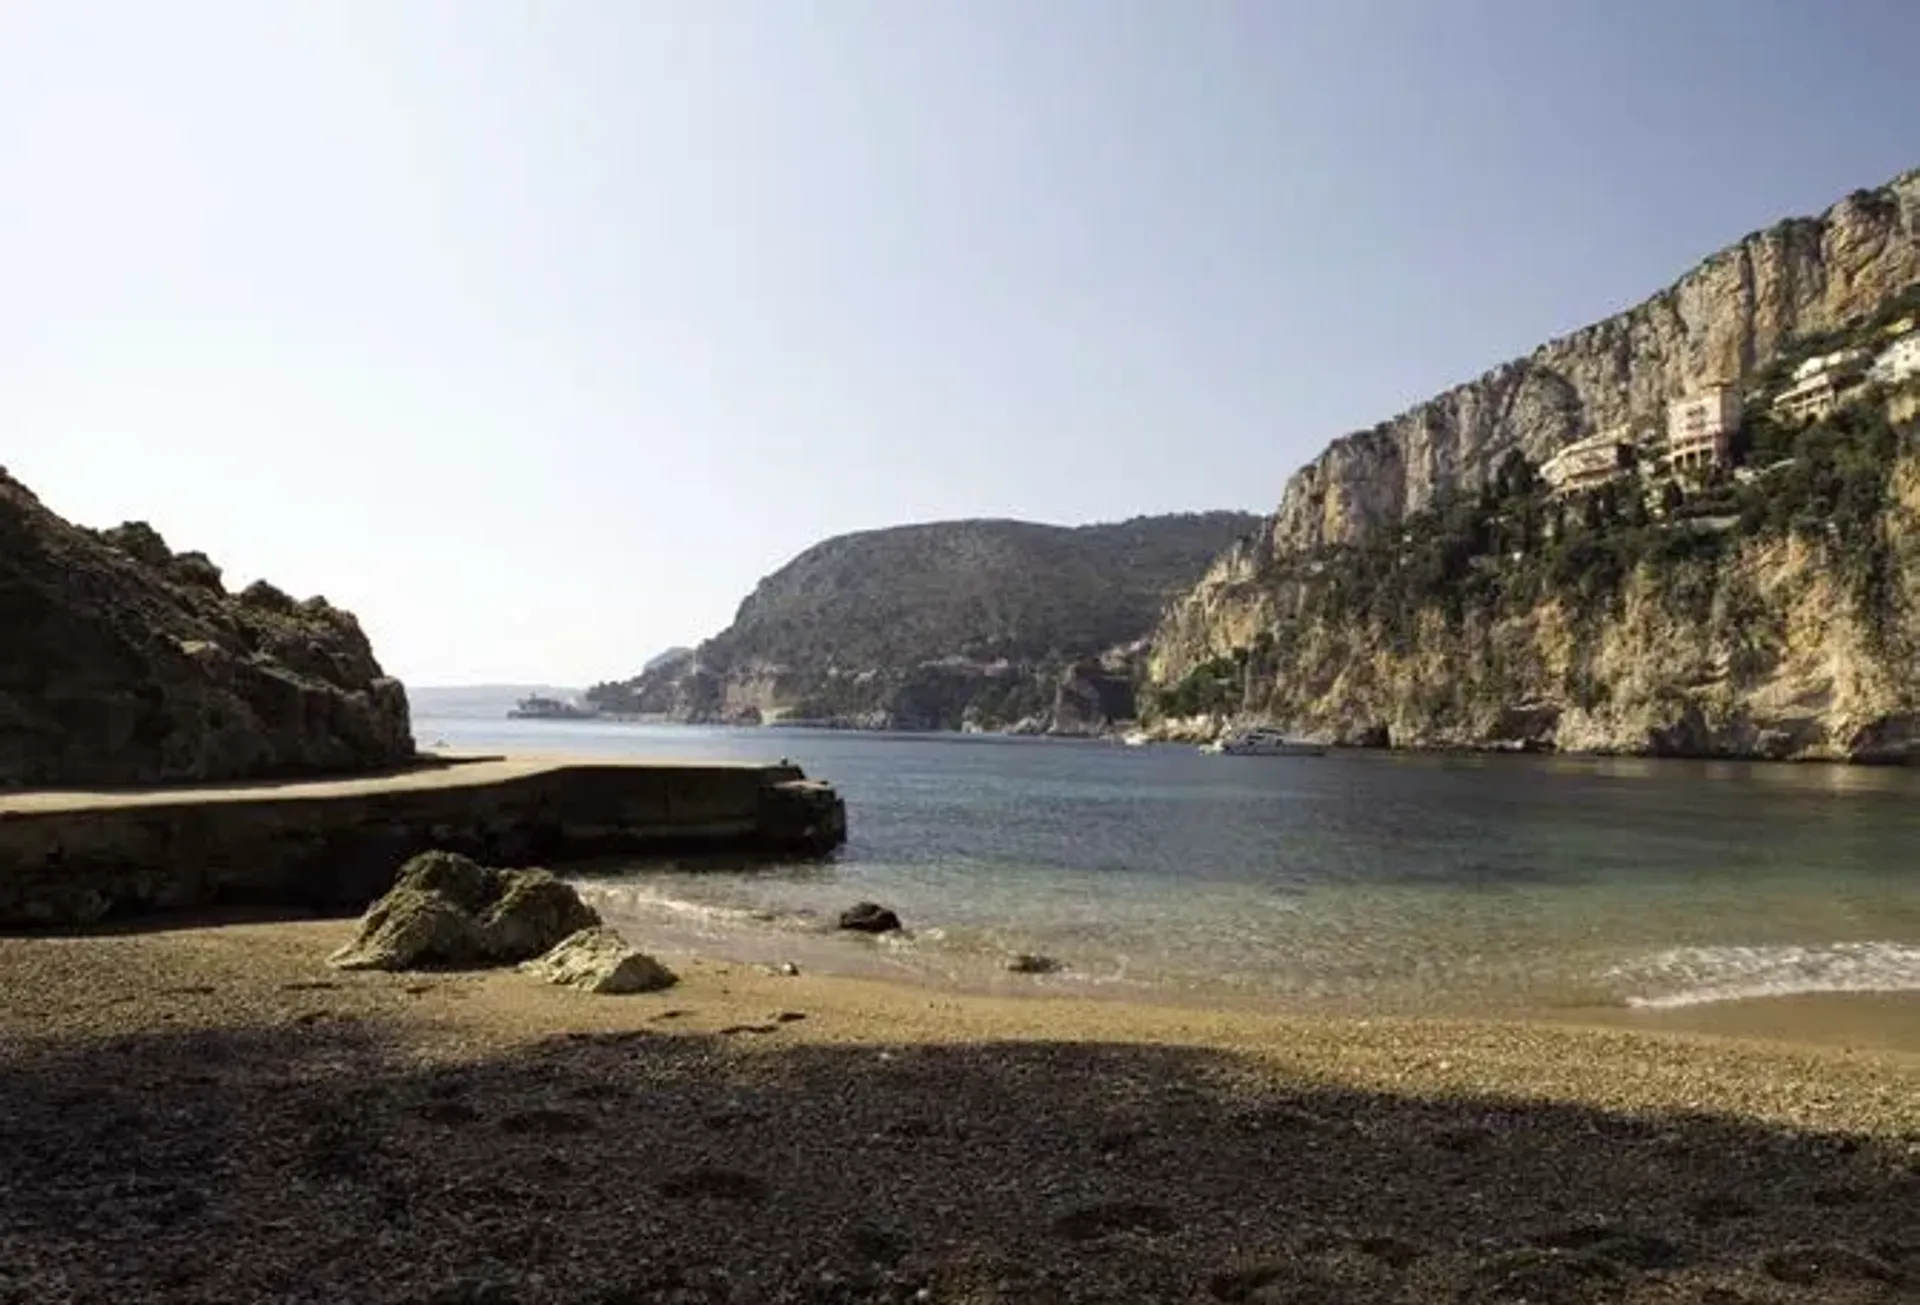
[0,756,848,928]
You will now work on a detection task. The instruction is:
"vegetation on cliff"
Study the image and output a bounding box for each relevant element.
[1150,163,1920,761]
[1152,388,1918,758]
[595,513,1258,730]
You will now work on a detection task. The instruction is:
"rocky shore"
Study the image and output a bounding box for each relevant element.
[0,917,1914,1304]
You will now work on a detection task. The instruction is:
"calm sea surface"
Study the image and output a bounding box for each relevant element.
[416,716,1920,1016]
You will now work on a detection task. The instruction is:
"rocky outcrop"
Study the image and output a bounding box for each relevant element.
[1148,167,1920,762]
[1046,658,1142,737]
[1268,172,1920,553]
[0,469,414,787]
[520,926,678,994]
[328,851,601,971]
[1187,495,1916,761]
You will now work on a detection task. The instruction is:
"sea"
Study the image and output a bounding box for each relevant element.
[416,716,1920,1018]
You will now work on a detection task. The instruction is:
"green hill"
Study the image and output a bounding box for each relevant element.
[591,512,1260,731]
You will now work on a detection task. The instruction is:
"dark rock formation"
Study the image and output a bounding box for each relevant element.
[0,469,414,787]
[1005,953,1062,974]
[1047,660,1138,736]
[838,902,902,934]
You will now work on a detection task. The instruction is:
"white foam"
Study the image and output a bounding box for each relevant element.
[573,883,768,928]
[1606,941,1920,1009]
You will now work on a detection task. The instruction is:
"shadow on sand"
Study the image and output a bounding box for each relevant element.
[0,1019,1913,1303]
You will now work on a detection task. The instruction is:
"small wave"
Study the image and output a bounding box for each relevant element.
[1606,941,1920,1009]
[573,883,775,929]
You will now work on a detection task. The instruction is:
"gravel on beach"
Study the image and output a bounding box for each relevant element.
[1,918,1915,1304]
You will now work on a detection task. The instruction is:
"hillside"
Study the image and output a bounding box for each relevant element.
[1148,166,1920,761]
[0,468,414,786]
[592,513,1260,732]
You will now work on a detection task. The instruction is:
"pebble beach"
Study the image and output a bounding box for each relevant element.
[1,916,1915,1304]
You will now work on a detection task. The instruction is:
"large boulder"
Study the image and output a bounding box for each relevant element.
[520,926,677,994]
[0,468,414,787]
[329,851,601,971]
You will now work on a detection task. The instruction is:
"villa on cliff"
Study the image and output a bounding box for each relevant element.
[1541,387,1742,495]
[1539,294,1920,501]
[1540,427,1638,495]
[1771,348,1873,424]
[1541,330,1920,496]
[1766,325,1920,425]
[1662,385,1742,475]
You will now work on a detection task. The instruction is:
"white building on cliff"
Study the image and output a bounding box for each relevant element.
[1871,330,1920,387]
[1541,427,1635,494]
[1771,348,1872,424]
[1664,386,1741,473]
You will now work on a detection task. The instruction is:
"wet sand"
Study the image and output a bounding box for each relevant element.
[0,916,1915,1302]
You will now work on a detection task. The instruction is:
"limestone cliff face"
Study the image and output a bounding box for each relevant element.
[1274,172,1920,552]
[1171,452,1918,760]
[1150,167,1920,761]
[0,469,415,786]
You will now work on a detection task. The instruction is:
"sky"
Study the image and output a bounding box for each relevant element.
[4,2,1918,686]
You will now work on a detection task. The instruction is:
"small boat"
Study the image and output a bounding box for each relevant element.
[1202,727,1326,757]
[506,695,599,721]
[1120,730,1151,747]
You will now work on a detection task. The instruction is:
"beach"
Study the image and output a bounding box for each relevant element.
[2,916,1914,1304]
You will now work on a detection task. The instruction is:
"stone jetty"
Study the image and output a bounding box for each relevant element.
[0,755,846,928]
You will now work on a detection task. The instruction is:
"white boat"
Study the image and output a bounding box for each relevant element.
[1202,727,1327,757]
[1120,730,1151,747]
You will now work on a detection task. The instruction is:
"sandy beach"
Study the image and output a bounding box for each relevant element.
[0,916,1914,1304]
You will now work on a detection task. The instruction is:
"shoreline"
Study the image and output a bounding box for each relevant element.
[569,880,1920,1055]
[6,913,1916,1094]
[450,713,1920,767]
[3,916,1915,1302]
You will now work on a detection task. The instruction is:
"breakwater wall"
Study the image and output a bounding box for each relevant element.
[0,757,847,927]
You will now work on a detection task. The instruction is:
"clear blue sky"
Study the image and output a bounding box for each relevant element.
[4,2,1917,686]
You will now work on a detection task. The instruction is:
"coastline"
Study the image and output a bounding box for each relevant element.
[3,916,1915,1302]
[451,711,1920,768]
[574,884,1920,1058]
[6,915,1915,1113]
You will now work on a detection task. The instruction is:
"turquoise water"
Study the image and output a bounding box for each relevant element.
[417,717,1920,1015]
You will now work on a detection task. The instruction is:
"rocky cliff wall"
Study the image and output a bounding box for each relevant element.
[1152,431,1920,761]
[1149,167,1920,761]
[1273,172,1920,553]
[0,469,415,787]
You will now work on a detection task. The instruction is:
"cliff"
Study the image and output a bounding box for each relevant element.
[602,513,1259,732]
[1150,167,1920,762]
[1269,170,1920,553]
[0,469,415,786]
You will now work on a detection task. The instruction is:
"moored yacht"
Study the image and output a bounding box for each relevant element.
[1201,727,1326,757]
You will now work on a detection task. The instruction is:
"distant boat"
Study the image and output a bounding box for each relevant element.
[1202,727,1326,757]
[506,695,598,721]
[1120,730,1151,747]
